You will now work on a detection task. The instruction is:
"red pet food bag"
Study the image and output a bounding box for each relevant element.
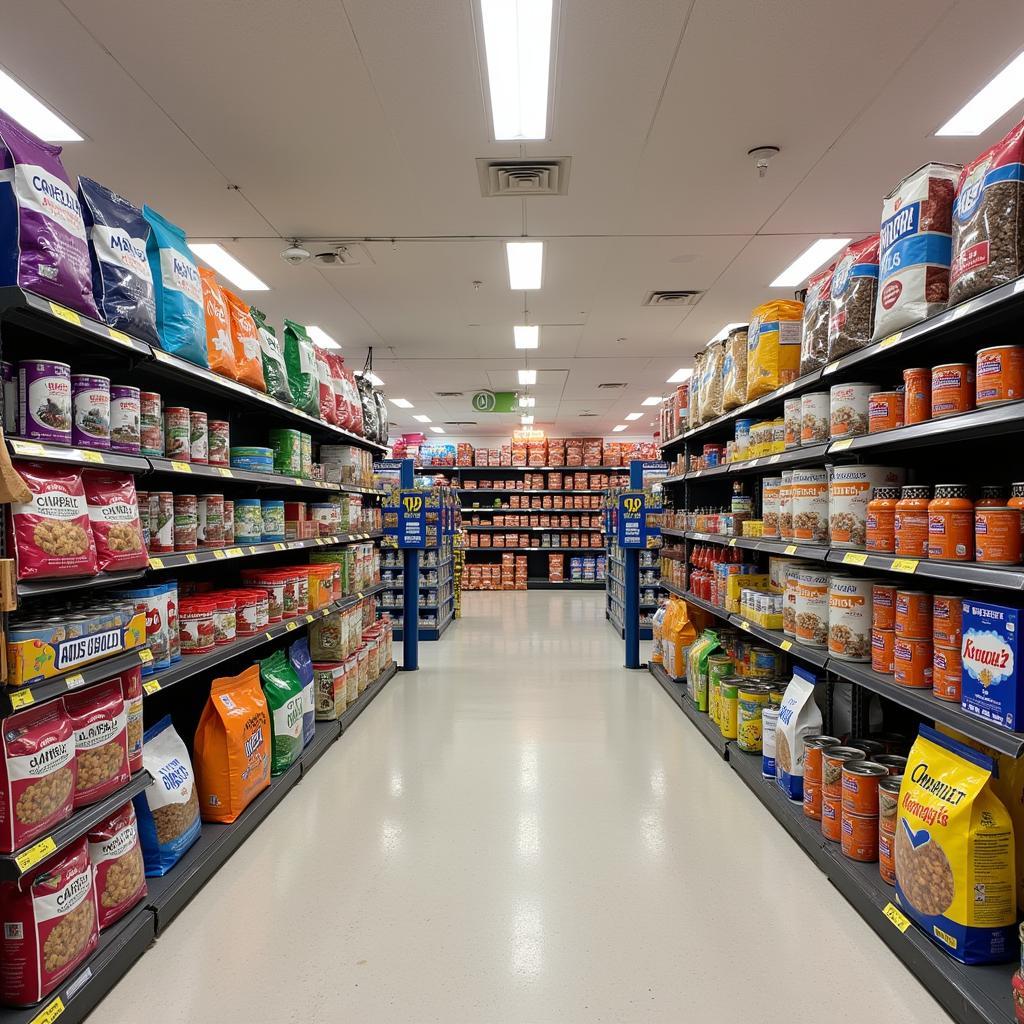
[314,345,338,424]
[65,680,130,808]
[83,470,148,571]
[87,802,146,929]
[0,837,99,1006]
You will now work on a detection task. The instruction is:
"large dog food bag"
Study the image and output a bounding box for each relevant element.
[828,235,880,359]
[251,306,293,405]
[775,667,822,800]
[746,299,803,401]
[224,288,266,392]
[259,650,305,775]
[283,319,320,416]
[289,636,316,747]
[197,266,236,379]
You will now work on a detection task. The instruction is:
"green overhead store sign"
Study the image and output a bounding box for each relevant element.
[471,390,518,413]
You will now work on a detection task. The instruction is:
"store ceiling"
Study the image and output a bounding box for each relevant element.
[4,0,1023,436]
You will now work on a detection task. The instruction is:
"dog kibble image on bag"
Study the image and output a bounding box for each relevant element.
[896,725,1016,964]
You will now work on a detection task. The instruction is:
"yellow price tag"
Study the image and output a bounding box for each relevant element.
[823,360,840,374]
[842,552,868,566]
[879,331,903,349]
[219,468,233,478]
[138,649,154,664]
[213,549,225,560]
[9,689,35,709]
[265,632,273,641]
[11,439,45,456]
[171,460,191,474]
[831,438,853,451]
[249,546,258,554]
[882,902,911,933]
[108,327,132,345]
[739,621,750,631]
[29,997,65,1024]
[64,674,84,690]
[185,553,197,564]
[729,538,738,547]
[292,478,302,487]
[274,543,285,551]
[48,302,81,325]
[890,558,918,573]
[143,679,161,695]
[14,836,57,873]
[227,547,243,557]
[783,545,797,555]
[286,622,297,631]
[306,614,315,624]
[80,450,104,463]
[149,557,164,569]
[780,640,793,652]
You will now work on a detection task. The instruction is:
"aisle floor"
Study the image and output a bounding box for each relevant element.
[99,591,943,1023]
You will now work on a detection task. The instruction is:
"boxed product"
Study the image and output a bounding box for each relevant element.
[960,599,1021,730]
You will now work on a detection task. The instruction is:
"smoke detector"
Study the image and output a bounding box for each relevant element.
[747,146,780,178]
[280,243,311,265]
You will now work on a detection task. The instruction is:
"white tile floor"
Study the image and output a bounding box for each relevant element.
[97,591,944,1023]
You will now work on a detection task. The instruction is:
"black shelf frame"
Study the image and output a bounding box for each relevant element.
[649,662,728,758]
[1,649,149,714]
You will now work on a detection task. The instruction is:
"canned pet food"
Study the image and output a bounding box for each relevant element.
[976,344,1024,406]
[150,492,173,553]
[841,809,878,862]
[737,684,770,753]
[762,707,780,779]
[804,782,823,821]
[842,760,888,816]
[932,594,963,646]
[802,735,844,787]
[800,392,830,446]
[208,420,229,467]
[198,494,224,548]
[779,471,794,541]
[894,636,932,688]
[189,410,208,464]
[829,382,874,439]
[872,583,897,630]
[109,385,140,454]
[261,500,286,542]
[139,391,162,456]
[164,406,190,460]
[933,645,961,703]
[784,398,801,449]
[71,374,110,449]
[927,484,974,561]
[975,507,1022,564]
[931,362,975,417]
[718,678,739,740]
[762,476,781,539]
[894,485,931,557]
[879,775,903,826]
[240,571,285,623]
[867,391,904,433]
[19,359,71,443]
[300,433,312,476]
[821,792,842,841]
[903,367,930,424]
[827,574,875,662]
[829,466,904,548]
[871,629,896,673]
[269,428,302,474]
[878,828,896,884]
[173,494,198,551]
[211,594,236,645]
[822,746,868,799]
[794,567,829,647]
[792,468,828,543]
[179,597,216,655]
[895,590,931,638]
[866,486,900,553]
[234,499,262,544]
[875,756,906,777]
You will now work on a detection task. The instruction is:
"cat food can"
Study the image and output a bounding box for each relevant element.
[867,391,904,433]
[821,792,842,841]
[895,589,931,639]
[872,583,897,630]
[894,636,932,688]
[803,735,843,786]
[19,359,71,443]
[208,420,230,467]
[871,628,896,674]
[109,385,140,454]
[140,391,163,456]
[198,493,224,548]
[164,406,190,461]
[903,367,930,424]
[823,746,868,799]
[829,382,874,439]
[150,492,174,553]
[975,345,1024,406]
[933,645,962,703]
[190,410,208,464]
[931,363,975,418]
[841,760,888,816]
[841,809,878,862]
[71,374,111,449]
[975,507,1022,564]
[803,781,822,821]
[879,828,896,884]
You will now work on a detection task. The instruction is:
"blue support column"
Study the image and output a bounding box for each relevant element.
[624,546,640,668]
[402,547,420,671]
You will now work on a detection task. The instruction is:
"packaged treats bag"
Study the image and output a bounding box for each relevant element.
[66,679,130,808]
[133,716,201,876]
[875,163,961,338]
[721,326,748,411]
[685,629,719,710]
[702,340,726,419]
[313,344,339,424]
[78,176,158,343]
[259,650,305,775]
[87,802,146,929]
[288,637,316,747]
[251,306,293,405]
[283,320,320,416]
[746,299,804,400]
[896,726,1015,964]
[193,665,271,823]
[800,264,835,373]
[949,117,1024,306]
[197,267,236,379]
[0,113,98,318]
[663,600,697,681]
[223,288,266,391]
[775,667,822,800]
[142,206,207,367]
[83,470,148,571]
[11,462,98,580]
[0,838,98,1006]
[650,603,667,665]
[827,235,880,359]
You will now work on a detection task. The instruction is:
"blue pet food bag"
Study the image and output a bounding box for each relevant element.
[288,636,316,747]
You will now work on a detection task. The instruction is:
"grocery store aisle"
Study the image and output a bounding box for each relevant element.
[99,591,942,1023]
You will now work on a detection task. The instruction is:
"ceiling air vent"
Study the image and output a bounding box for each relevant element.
[476,157,572,197]
[578,411,599,417]
[598,382,628,390]
[435,391,465,398]
[445,421,478,427]
[642,290,703,306]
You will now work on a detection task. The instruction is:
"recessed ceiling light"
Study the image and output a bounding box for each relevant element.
[480,0,554,140]
[391,398,413,409]
[514,325,539,348]
[413,414,431,423]
[709,322,748,343]
[506,241,544,289]
[666,368,693,383]
[641,396,661,406]
[625,412,642,421]
[430,426,445,434]
[518,369,536,385]
[0,67,81,142]
[770,238,850,288]
[520,414,534,425]
[612,424,627,432]
[518,395,535,407]
[189,243,269,291]
[306,325,341,350]
[937,50,1024,136]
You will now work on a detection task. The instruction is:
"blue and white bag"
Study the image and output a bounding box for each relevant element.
[288,636,316,747]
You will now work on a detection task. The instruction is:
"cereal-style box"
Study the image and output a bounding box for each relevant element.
[961,599,1020,729]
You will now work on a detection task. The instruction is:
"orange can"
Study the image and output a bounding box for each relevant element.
[932,594,963,646]
[871,628,895,673]
[841,760,888,815]
[871,583,897,630]
[894,485,931,557]
[868,391,904,433]
[879,776,903,827]
[841,809,879,862]
[931,363,975,417]
[821,792,842,842]
[878,828,896,884]
[895,589,931,638]
[903,367,930,424]
[1010,483,1024,541]
[803,781,822,821]
[894,636,933,688]
[933,645,962,703]
[927,485,974,561]
[976,344,1024,406]
[803,734,842,786]
[975,507,1023,564]
[866,487,900,553]
[823,746,868,799]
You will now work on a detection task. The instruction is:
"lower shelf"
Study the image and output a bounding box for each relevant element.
[526,578,606,589]
[648,662,728,759]
[392,612,453,641]
[606,608,652,641]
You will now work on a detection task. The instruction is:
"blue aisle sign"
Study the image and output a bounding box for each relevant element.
[617,492,648,548]
[398,490,427,548]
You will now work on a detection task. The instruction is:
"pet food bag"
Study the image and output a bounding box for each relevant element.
[357,375,380,440]
[259,650,305,775]
[0,701,75,853]
[746,299,804,401]
[701,340,726,421]
[800,264,835,373]
[896,726,1016,964]
[87,802,146,930]
[133,716,201,876]
[650,604,667,665]
[197,266,236,379]
[685,629,720,710]
[193,665,271,823]
[83,470,148,571]
[77,176,158,343]
[373,390,389,444]
[828,235,880,359]
[0,838,98,1006]
[66,680,130,808]
[251,307,293,405]
[223,288,266,391]
[875,163,960,338]
[775,667,822,800]
[313,345,338,424]
[288,637,316,747]
[661,600,697,681]
[0,113,98,318]
[143,205,207,367]
[949,117,1024,306]
[11,462,98,580]
[721,326,748,411]
[283,320,320,416]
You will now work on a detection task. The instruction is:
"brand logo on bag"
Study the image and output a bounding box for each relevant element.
[956,159,991,221]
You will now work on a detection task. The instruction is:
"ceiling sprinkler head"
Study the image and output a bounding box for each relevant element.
[747,146,780,178]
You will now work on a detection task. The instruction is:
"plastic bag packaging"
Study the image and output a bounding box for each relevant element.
[259,650,305,775]
[662,600,697,680]
[223,288,265,392]
[288,637,316,747]
[704,341,726,420]
[313,345,338,424]
[373,390,389,445]
[800,264,835,374]
[197,267,236,379]
[721,327,748,411]
[746,299,804,400]
[357,375,379,440]
[0,113,98,318]
[688,352,704,429]
[251,306,293,405]
[143,206,207,367]
[87,802,146,929]
[78,176,158,343]
[282,320,320,415]
[775,667,822,800]
[827,235,880,359]
[65,678,130,808]
[83,470,148,571]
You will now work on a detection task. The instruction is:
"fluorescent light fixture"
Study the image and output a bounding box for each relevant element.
[514,324,539,349]
[0,67,81,142]
[390,398,413,409]
[430,426,445,434]
[770,238,850,288]
[937,51,1024,136]
[666,368,693,383]
[520,414,534,425]
[506,241,544,289]
[612,424,627,432]
[480,0,554,140]
[413,414,431,423]
[518,369,536,385]
[709,322,748,343]
[306,325,341,350]
[641,396,661,406]
[518,395,535,407]
[189,243,269,291]
[625,412,642,421]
